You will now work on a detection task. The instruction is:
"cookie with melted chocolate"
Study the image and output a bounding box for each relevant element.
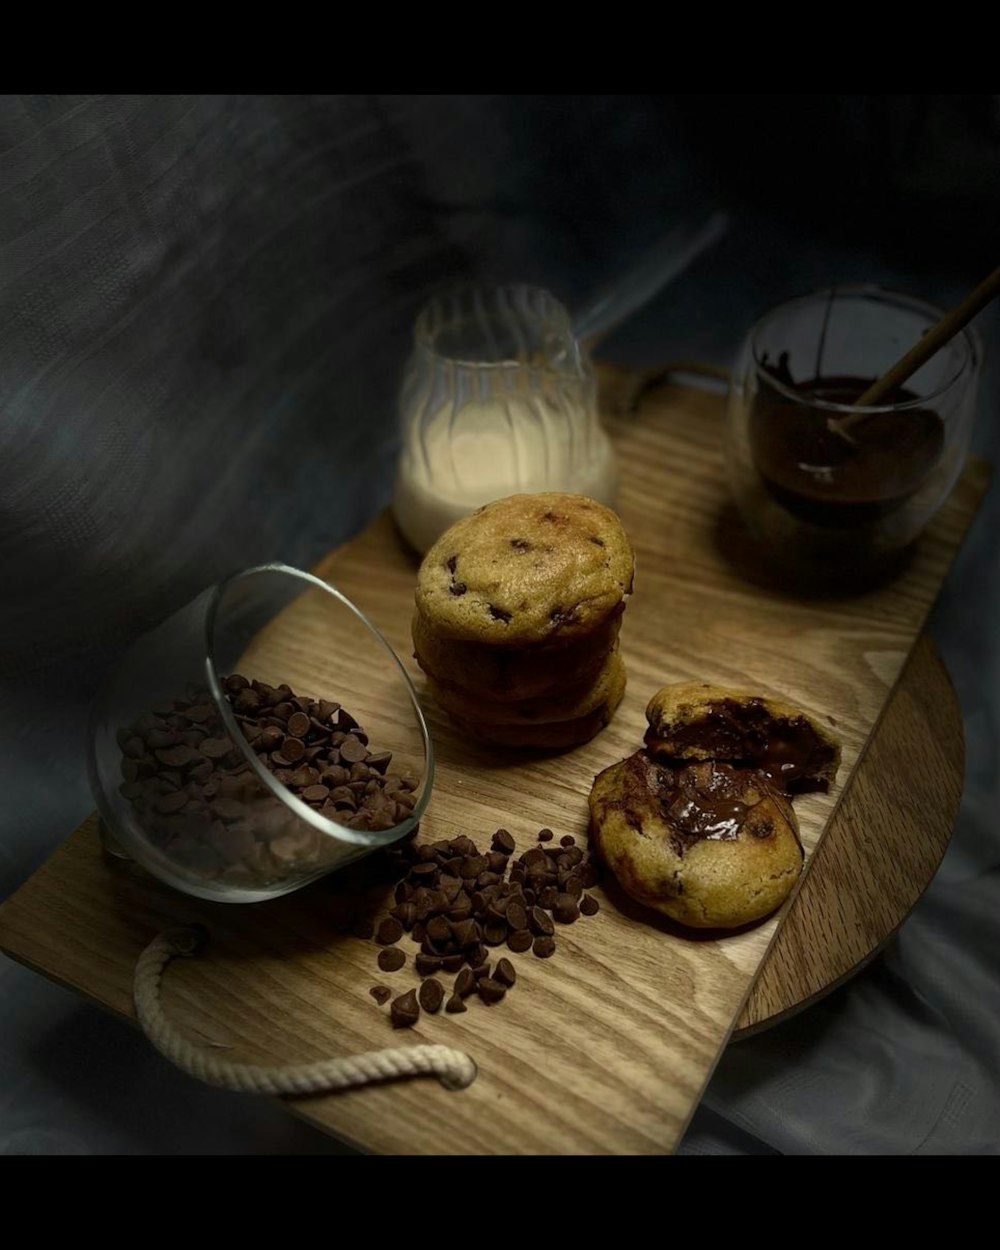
[644,682,841,794]
[589,751,803,929]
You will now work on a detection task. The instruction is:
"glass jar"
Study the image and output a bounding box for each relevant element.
[726,285,980,570]
[392,284,618,554]
[88,565,433,903]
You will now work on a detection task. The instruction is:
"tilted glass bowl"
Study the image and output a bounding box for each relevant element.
[88,565,434,903]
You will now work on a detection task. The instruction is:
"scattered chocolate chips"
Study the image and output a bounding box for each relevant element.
[478,978,507,1005]
[492,828,516,855]
[378,947,406,972]
[454,968,477,998]
[494,957,516,987]
[363,826,603,1025]
[369,985,392,1005]
[390,989,420,1029]
[418,978,444,1013]
[580,894,600,916]
[552,893,580,924]
[376,917,404,946]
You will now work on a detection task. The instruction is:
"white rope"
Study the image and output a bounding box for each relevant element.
[133,925,478,1095]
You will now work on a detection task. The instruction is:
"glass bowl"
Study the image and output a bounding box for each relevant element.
[726,285,981,569]
[88,564,434,903]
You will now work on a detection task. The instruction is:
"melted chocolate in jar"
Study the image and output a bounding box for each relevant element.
[750,371,945,529]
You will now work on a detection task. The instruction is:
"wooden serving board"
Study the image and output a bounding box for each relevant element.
[0,372,990,1154]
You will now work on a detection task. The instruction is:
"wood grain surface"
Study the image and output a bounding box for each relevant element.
[733,630,964,1036]
[0,374,990,1154]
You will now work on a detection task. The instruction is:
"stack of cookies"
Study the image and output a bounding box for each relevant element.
[412,492,635,749]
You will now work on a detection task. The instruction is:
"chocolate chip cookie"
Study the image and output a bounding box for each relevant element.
[425,646,625,726]
[415,492,635,647]
[644,682,841,794]
[412,610,621,703]
[451,675,626,750]
[589,750,804,929]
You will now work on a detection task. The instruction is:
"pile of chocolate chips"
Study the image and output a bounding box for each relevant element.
[367,827,602,1027]
[116,674,418,887]
[221,674,419,831]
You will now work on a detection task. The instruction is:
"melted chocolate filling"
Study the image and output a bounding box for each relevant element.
[624,753,781,858]
[645,698,833,794]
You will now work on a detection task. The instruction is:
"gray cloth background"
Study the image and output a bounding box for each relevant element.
[1,94,998,1155]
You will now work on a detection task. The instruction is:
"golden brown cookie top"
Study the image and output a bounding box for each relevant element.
[643,681,841,794]
[415,492,634,646]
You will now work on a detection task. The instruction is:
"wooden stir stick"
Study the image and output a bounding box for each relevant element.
[830,263,1000,440]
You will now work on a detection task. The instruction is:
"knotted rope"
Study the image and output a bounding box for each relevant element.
[134,925,477,1095]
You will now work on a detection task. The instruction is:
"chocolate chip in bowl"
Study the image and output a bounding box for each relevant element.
[88,564,434,903]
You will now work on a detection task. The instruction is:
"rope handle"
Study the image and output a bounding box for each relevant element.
[134,925,478,1096]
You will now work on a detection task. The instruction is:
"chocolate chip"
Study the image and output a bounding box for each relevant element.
[487,605,512,623]
[377,947,406,972]
[376,917,404,945]
[537,828,554,842]
[494,957,516,987]
[533,936,556,958]
[198,737,233,761]
[530,906,554,936]
[552,894,580,924]
[183,704,216,724]
[418,978,444,1013]
[339,735,368,764]
[369,985,392,1005]
[507,929,532,953]
[580,894,600,916]
[579,862,601,888]
[449,582,467,596]
[450,917,479,948]
[560,835,576,847]
[281,737,306,763]
[446,995,467,1014]
[478,978,506,1005]
[506,901,528,932]
[415,953,443,976]
[454,968,477,998]
[390,989,420,1028]
[442,953,465,973]
[492,828,516,854]
[391,901,417,930]
[483,921,507,946]
[317,699,340,724]
[301,784,330,803]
